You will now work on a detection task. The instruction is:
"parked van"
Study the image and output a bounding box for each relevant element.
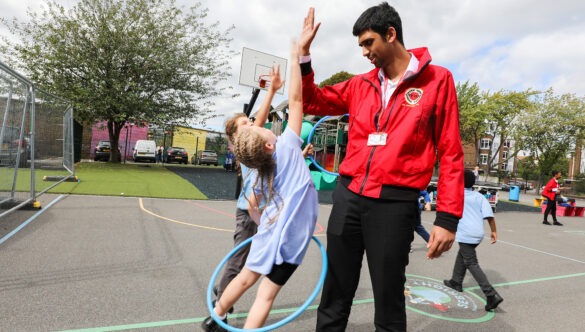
[132,140,156,163]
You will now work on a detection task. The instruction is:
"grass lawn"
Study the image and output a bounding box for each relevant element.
[1,167,71,192]
[47,162,206,199]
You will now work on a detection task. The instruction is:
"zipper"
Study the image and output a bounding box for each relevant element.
[356,59,428,195]
[358,76,400,195]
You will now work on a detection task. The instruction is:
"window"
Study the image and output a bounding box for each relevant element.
[503,140,511,148]
[502,151,508,160]
[487,122,497,133]
[501,163,507,171]
[480,154,488,165]
[480,139,491,149]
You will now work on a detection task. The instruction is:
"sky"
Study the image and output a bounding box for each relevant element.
[2,0,585,132]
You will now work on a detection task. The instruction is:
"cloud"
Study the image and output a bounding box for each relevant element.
[2,0,584,132]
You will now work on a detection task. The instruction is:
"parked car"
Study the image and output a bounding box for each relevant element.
[132,140,156,163]
[94,140,112,161]
[510,182,533,190]
[0,126,30,168]
[165,147,189,164]
[192,150,218,166]
[500,183,510,191]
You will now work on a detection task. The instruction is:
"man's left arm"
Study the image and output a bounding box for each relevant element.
[427,71,464,259]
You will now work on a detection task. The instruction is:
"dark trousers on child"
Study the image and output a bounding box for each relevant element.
[450,242,497,297]
[216,208,257,298]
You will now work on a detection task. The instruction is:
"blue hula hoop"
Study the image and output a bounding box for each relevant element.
[306,115,348,177]
[206,235,328,332]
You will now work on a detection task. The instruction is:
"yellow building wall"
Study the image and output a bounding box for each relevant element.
[171,126,207,160]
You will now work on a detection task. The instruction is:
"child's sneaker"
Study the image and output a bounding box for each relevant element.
[201,316,227,332]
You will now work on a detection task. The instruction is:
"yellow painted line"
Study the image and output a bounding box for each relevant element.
[138,198,233,232]
[138,198,327,236]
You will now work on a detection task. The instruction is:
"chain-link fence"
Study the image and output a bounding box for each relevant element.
[0,61,74,219]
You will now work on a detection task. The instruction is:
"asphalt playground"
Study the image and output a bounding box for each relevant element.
[1,185,585,331]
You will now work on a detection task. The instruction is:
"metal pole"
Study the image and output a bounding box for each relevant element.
[128,124,133,162]
[124,125,129,164]
[195,136,199,164]
[244,88,261,117]
[162,130,167,164]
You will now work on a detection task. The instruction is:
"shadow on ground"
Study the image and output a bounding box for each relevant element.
[166,165,335,204]
[166,166,542,213]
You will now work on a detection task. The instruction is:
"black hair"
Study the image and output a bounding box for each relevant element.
[464,169,476,189]
[352,2,404,46]
[551,170,560,176]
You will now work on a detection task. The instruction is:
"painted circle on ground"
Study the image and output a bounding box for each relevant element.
[405,274,495,323]
[206,235,328,332]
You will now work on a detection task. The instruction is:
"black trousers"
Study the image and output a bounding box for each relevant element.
[543,198,558,222]
[316,183,417,332]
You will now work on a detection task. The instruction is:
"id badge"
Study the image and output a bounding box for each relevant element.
[367,132,387,146]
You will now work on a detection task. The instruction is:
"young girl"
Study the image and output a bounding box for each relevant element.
[203,40,318,330]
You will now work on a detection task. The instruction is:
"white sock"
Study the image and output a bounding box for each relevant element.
[213,308,227,320]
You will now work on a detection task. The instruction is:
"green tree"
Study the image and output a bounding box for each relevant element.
[482,89,535,177]
[1,0,235,162]
[457,81,485,165]
[515,89,580,184]
[318,71,354,88]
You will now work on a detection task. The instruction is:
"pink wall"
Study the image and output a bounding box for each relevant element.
[90,121,149,159]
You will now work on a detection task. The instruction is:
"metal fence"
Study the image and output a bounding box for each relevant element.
[0,61,74,219]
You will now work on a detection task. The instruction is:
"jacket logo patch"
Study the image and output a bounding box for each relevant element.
[405,88,423,105]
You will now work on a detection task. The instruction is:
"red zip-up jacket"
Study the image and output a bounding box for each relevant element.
[542,177,559,201]
[301,47,463,230]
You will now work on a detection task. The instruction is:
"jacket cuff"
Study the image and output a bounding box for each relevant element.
[301,61,312,76]
[433,212,459,232]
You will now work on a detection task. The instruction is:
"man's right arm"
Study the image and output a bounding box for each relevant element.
[299,7,321,56]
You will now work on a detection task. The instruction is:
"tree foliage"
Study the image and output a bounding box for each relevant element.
[515,89,582,182]
[318,71,354,88]
[458,81,585,185]
[481,88,535,176]
[1,0,235,161]
[457,81,484,164]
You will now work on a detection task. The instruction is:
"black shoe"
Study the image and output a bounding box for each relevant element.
[542,220,552,225]
[485,293,503,311]
[201,316,228,332]
[443,279,462,292]
[553,221,564,226]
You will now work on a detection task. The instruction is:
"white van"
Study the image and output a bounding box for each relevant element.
[132,140,156,163]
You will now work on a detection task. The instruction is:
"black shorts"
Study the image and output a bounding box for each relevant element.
[266,262,298,286]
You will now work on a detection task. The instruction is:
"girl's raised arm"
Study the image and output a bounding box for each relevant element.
[287,39,302,136]
[253,65,284,128]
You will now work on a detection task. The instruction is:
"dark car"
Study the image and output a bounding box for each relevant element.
[94,140,112,161]
[0,126,30,168]
[165,147,189,164]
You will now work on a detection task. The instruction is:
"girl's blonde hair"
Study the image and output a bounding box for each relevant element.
[225,113,247,144]
[234,128,281,223]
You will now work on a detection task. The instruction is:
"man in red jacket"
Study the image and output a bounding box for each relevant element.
[542,170,563,226]
[299,3,464,331]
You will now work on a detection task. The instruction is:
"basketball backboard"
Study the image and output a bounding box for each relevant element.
[239,47,287,95]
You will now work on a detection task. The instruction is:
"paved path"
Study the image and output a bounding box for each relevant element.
[1,193,585,331]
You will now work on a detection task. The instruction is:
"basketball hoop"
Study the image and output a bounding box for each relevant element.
[258,74,271,88]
